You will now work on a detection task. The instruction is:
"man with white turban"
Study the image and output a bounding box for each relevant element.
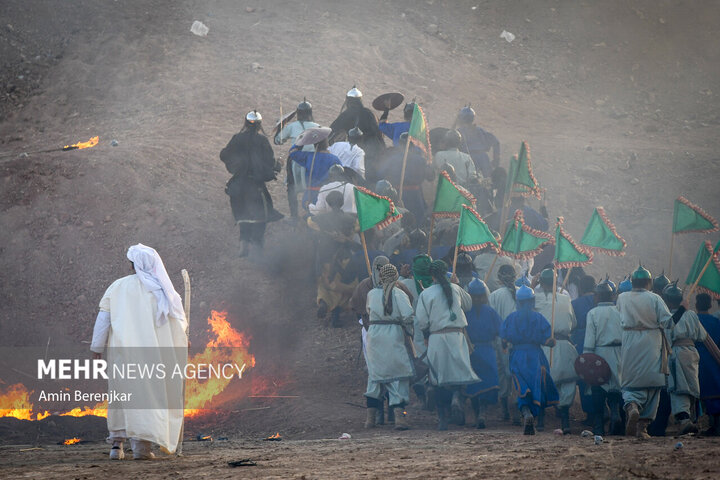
[91,244,188,460]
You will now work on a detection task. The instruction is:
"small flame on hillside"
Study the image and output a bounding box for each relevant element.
[63,136,99,150]
[63,438,81,445]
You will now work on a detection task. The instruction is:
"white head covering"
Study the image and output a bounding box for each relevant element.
[127,243,185,327]
[371,255,390,288]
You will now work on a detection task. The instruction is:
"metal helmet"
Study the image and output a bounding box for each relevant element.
[595,282,614,294]
[618,276,632,293]
[516,284,535,301]
[346,86,363,98]
[662,282,683,305]
[632,264,652,280]
[603,275,617,293]
[297,98,312,113]
[375,179,394,196]
[540,268,555,284]
[245,110,262,124]
[652,271,670,293]
[467,278,489,296]
[457,106,475,124]
[444,129,463,149]
[348,126,363,141]
[328,164,345,181]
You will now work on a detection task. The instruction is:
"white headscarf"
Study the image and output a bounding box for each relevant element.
[371,255,390,288]
[126,244,185,327]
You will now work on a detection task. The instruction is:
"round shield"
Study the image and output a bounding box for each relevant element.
[372,92,405,111]
[295,126,332,147]
[574,353,611,386]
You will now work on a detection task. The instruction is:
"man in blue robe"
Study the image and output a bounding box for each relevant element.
[464,278,501,428]
[696,293,720,436]
[500,284,559,435]
[379,103,413,146]
[289,138,342,207]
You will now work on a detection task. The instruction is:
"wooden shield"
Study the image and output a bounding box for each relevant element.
[372,92,405,111]
[574,353,612,386]
[295,126,332,147]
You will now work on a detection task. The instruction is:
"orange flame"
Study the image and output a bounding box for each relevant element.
[0,383,51,420]
[266,432,281,440]
[63,438,81,445]
[60,402,107,418]
[184,310,255,417]
[63,136,99,150]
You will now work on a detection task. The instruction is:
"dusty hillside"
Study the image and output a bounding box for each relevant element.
[1,0,720,476]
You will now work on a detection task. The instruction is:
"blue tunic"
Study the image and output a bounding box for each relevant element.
[501,309,559,416]
[464,304,501,403]
[379,121,410,146]
[572,294,595,353]
[289,149,342,204]
[697,313,720,415]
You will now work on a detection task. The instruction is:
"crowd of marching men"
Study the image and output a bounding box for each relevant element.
[219,86,720,437]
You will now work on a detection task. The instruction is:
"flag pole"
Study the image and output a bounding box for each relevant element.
[561,267,573,290]
[685,253,716,303]
[427,215,435,255]
[549,266,558,367]
[483,253,500,283]
[360,230,373,278]
[668,232,675,278]
[177,269,191,456]
[398,134,411,205]
[451,245,460,276]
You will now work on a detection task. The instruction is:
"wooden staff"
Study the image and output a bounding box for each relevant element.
[668,232,675,278]
[427,215,436,255]
[451,245,460,275]
[549,266,558,367]
[306,149,319,204]
[360,231,372,278]
[177,269,191,456]
[398,134,412,204]
[685,251,717,301]
[562,267,573,290]
[483,252,500,283]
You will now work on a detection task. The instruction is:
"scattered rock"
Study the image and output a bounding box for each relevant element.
[524,75,538,82]
[82,220,94,228]
[245,7,255,13]
[110,139,119,146]
[251,62,262,72]
[630,178,640,185]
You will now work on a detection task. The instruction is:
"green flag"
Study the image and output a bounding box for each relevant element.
[686,240,720,299]
[354,186,402,232]
[580,207,627,256]
[408,103,431,163]
[432,170,476,217]
[500,209,554,259]
[456,205,499,252]
[506,141,542,199]
[554,217,593,268]
[673,196,719,234]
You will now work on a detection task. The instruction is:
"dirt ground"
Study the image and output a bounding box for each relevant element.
[1,0,720,478]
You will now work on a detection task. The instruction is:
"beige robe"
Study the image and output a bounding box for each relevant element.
[96,274,187,454]
[668,309,708,398]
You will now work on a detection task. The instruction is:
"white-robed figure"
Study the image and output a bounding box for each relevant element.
[584,282,624,436]
[91,244,188,460]
[661,283,708,435]
[616,266,672,439]
[364,263,415,430]
[415,259,478,430]
[534,268,578,434]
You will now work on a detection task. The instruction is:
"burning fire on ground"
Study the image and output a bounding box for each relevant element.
[184,310,256,417]
[63,136,99,150]
[63,438,81,445]
[0,310,255,421]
